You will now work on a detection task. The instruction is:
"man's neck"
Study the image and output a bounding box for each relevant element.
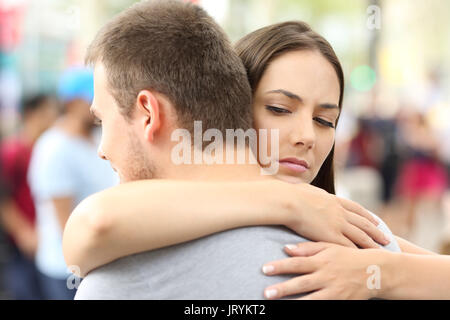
[159,146,273,183]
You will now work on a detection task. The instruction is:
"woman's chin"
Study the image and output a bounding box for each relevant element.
[275,174,310,185]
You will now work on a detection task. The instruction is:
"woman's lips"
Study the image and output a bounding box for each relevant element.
[278,158,309,173]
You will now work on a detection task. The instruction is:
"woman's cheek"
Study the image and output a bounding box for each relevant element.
[317,131,336,165]
[275,126,290,154]
[255,118,279,158]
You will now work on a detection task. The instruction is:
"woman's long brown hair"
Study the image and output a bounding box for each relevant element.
[235,21,345,194]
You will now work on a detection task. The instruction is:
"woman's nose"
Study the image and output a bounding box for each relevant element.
[289,118,315,149]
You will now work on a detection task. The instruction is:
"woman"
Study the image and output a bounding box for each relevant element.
[396,111,448,231]
[63,21,444,299]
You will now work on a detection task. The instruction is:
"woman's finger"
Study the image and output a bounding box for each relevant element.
[283,241,333,257]
[297,288,333,300]
[264,274,322,299]
[262,256,317,276]
[343,223,381,249]
[333,235,358,249]
[337,197,379,226]
[346,211,390,246]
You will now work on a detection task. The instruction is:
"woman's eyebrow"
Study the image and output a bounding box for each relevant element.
[319,103,339,110]
[266,89,339,110]
[266,89,302,102]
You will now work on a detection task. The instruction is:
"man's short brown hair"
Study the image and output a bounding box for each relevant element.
[86,0,252,134]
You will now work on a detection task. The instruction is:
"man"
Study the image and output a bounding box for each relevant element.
[72,0,400,299]
[27,68,118,299]
[0,94,58,299]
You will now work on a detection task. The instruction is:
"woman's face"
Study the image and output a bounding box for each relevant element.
[253,50,341,184]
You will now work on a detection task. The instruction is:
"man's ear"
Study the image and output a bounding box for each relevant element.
[136,90,161,142]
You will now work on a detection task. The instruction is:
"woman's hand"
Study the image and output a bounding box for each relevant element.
[282,182,390,249]
[261,241,390,300]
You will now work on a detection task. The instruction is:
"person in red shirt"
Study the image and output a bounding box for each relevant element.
[0,94,58,299]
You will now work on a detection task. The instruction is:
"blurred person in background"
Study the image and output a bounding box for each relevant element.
[345,112,401,206]
[27,67,117,300]
[0,94,58,300]
[371,117,401,205]
[346,117,384,169]
[0,137,7,298]
[0,157,7,204]
[395,110,448,233]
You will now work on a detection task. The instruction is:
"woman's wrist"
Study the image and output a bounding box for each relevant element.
[257,179,300,228]
[372,250,404,299]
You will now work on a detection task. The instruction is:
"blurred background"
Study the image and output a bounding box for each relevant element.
[0,0,449,299]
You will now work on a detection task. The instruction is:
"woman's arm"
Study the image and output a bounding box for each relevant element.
[381,251,450,299]
[395,236,438,255]
[63,180,287,276]
[63,179,389,277]
[262,241,450,300]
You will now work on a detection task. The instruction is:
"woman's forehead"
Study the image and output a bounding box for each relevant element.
[256,51,340,105]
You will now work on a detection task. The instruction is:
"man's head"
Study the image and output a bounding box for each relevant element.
[86,0,252,183]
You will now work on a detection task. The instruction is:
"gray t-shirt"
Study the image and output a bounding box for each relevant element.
[75,213,400,299]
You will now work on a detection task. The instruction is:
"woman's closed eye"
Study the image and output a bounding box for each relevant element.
[314,117,335,128]
[266,105,335,128]
[265,105,291,114]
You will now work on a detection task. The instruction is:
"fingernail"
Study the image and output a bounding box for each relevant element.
[384,233,391,243]
[262,265,275,275]
[284,244,297,250]
[264,288,278,299]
